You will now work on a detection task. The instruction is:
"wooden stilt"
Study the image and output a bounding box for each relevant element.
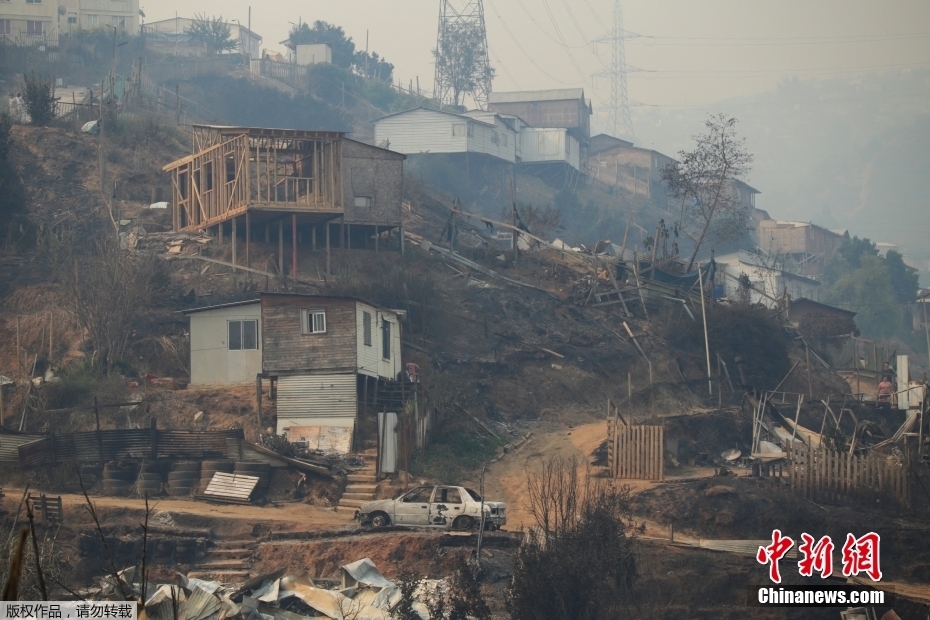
[245,211,251,269]
[291,214,298,278]
[231,216,237,265]
[278,219,283,275]
[326,222,331,276]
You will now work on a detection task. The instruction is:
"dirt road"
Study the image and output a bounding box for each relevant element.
[2,490,353,532]
[481,421,712,539]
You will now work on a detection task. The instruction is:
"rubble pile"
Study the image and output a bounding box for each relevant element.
[77,559,443,620]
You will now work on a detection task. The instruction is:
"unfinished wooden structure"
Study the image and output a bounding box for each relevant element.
[164,125,407,277]
[786,443,908,507]
[607,401,665,481]
[164,125,345,276]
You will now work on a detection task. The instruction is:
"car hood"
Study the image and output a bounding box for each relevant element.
[359,499,394,513]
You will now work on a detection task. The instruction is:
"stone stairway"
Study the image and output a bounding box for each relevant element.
[336,452,378,515]
[187,538,257,581]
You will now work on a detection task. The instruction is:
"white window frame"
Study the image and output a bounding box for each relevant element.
[354,196,372,208]
[301,309,326,335]
[26,20,44,34]
[451,123,465,137]
[227,319,259,351]
[26,0,43,4]
[363,311,372,346]
[0,20,10,35]
[85,14,99,26]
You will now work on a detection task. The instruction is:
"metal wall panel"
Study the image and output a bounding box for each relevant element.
[277,373,357,419]
[0,432,44,463]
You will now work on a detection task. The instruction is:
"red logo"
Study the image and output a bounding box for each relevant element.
[841,532,882,581]
[757,529,795,584]
[798,534,834,579]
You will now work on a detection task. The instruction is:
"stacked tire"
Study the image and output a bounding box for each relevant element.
[136,460,170,497]
[234,461,271,498]
[102,461,137,496]
[166,461,201,497]
[78,464,101,487]
[198,459,235,494]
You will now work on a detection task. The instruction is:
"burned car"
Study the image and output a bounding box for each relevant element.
[356,485,506,530]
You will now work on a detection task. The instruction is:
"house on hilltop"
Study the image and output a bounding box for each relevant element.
[487,89,592,146]
[588,138,676,204]
[373,107,517,165]
[0,0,139,45]
[715,250,821,307]
[143,16,262,58]
[756,218,846,276]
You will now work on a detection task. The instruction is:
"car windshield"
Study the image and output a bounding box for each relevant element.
[465,488,481,501]
[400,487,433,503]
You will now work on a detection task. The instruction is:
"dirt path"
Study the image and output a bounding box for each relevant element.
[2,489,353,530]
[482,421,713,540]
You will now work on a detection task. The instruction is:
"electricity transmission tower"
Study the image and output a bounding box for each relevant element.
[434,0,493,109]
[594,0,634,138]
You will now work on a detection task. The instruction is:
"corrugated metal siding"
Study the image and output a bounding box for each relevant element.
[277,373,357,419]
[16,429,245,467]
[467,122,516,163]
[0,433,44,463]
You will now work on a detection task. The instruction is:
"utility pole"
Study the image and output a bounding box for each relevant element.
[593,1,635,138]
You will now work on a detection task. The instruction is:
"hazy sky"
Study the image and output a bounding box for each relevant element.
[148,0,930,133]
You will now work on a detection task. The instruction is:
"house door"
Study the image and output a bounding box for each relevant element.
[227,319,258,382]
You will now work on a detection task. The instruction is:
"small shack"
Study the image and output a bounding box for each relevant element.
[182,300,262,386]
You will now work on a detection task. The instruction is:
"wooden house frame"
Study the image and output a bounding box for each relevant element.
[165,125,345,231]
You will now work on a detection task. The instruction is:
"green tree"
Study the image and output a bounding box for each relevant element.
[884,250,919,303]
[185,14,237,55]
[824,255,902,338]
[22,72,56,126]
[432,21,494,107]
[288,21,356,68]
[354,50,394,82]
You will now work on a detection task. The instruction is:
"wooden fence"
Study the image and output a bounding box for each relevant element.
[786,443,908,507]
[607,403,664,480]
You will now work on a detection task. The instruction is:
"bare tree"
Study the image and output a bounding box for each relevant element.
[508,455,640,620]
[661,114,753,271]
[513,203,565,242]
[58,237,170,374]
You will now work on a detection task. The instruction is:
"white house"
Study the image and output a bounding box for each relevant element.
[182,300,263,386]
[715,251,821,306]
[143,16,262,59]
[373,107,517,164]
[518,127,581,171]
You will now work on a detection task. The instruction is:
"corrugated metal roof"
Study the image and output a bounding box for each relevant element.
[180,299,260,315]
[0,432,44,463]
[489,89,585,103]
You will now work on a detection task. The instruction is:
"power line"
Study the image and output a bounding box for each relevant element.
[538,0,593,85]
[630,91,930,109]
[485,0,588,86]
[487,42,522,89]
[628,61,930,77]
[510,0,589,48]
[628,32,930,47]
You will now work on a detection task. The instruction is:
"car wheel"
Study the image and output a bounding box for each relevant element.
[452,515,474,531]
[370,512,390,528]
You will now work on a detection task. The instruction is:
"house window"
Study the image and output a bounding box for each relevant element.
[26,21,44,35]
[467,123,474,137]
[301,309,326,334]
[354,196,372,208]
[363,312,372,346]
[26,0,42,3]
[0,20,10,35]
[67,13,77,24]
[382,319,391,360]
[111,15,125,28]
[228,320,258,350]
[566,137,571,155]
[452,123,465,137]
[85,14,98,26]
